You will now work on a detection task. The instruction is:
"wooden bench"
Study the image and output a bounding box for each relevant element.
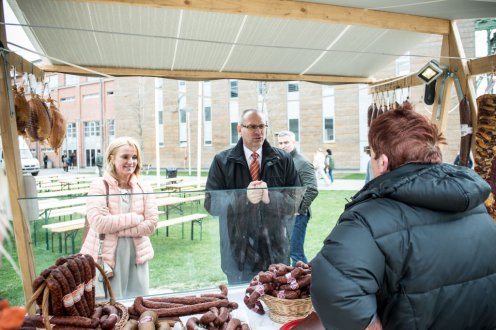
[42,218,85,254]
[156,213,208,240]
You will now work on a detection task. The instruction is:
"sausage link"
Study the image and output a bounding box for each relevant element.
[46,274,65,316]
[77,256,95,312]
[134,296,229,317]
[199,310,216,325]
[59,263,85,316]
[141,299,183,309]
[75,256,94,313]
[225,317,241,330]
[186,317,200,330]
[51,268,79,316]
[67,259,90,317]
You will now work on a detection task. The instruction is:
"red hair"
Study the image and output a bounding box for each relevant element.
[368,107,446,171]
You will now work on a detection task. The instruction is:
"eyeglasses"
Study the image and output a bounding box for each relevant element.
[241,124,268,131]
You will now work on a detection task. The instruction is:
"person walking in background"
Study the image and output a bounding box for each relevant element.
[61,153,68,172]
[96,151,104,177]
[325,148,335,183]
[277,131,318,266]
[313,148,330,185]
[69,151,76,169]
[43,153,48,169]
[80,136,158,299]
[310,107,496,329]
[205,109,299,284]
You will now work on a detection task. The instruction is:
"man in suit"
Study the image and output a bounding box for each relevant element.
[205,109,300,284]
[277,130,318,266]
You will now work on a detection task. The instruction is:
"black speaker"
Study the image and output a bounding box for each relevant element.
[424,82,436,105]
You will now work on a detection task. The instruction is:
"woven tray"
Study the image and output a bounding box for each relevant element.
[261,295,313,323]
[26,261,128,329]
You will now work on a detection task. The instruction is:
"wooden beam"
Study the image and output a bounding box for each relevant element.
[0,2,36,311]
[447,21,478,155]
[468,54,496,76]
[73,0,450,35]
[368,73,424,94]
[41,64,373,84]
[5,52,44,80]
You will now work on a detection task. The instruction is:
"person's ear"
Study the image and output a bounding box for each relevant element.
[378,154,389,175]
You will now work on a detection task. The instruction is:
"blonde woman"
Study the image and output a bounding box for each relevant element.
[81,136,158,299]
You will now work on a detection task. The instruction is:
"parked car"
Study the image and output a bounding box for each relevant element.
[0,137,40,176]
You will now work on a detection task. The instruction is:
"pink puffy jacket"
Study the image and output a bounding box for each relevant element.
[80,172,158,269]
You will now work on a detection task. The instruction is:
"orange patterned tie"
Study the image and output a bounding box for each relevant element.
[250,152,260,181]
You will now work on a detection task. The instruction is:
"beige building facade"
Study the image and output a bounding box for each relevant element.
[33,20,484,173]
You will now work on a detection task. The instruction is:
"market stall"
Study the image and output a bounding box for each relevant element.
[1,0,496,329]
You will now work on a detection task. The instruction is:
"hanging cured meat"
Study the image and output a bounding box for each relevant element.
[458,97,472,167]
[13,86,29,136]
[474,94,496,219]
[46,98,66,154]
[26,94,52,142]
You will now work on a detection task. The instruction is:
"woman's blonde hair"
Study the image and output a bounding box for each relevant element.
[105,136,142,178]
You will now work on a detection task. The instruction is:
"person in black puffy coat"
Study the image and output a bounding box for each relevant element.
[310,106,496,330]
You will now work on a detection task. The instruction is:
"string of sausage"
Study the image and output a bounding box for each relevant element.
[133,296,230,317]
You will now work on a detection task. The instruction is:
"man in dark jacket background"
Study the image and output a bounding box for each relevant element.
[277,130,318,266]
[205,109,300,284]
[310,107,496,330]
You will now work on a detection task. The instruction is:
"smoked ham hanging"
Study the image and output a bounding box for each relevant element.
[47,98,66,154]
[13,86,29,136]
[26,94,52,142]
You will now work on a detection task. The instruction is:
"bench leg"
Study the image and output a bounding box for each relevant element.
[181,223,185,239]
[58,233,62,254]
[191,221,194,240]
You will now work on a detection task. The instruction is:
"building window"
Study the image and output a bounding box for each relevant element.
[65,74,79,86]
[60,96,75,103]
[47,74,58,90]
[203,81,212,146]
[287,82,300,141]
[288,82,299,93]
[231,122,238,144]
[84,121,101,137]
[87,76,100,82]
[155,78,164,147]
[289,118,299,141]
[179,109,188,146]
[67,122,76,138]
[230,80,238,98]
[83,93,99,100]
[229,100,239,145]
[322,86,335,142]
[107,119,115,136]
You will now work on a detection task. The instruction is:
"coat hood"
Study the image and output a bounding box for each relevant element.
[348,163,490,213]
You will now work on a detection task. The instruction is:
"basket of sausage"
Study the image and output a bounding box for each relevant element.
[244,261,313,323]
[22,254,128,329]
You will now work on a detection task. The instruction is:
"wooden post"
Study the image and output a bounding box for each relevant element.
[447,21,478,149]
[0,2,36,310]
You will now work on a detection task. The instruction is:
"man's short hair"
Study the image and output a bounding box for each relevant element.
[239,109,264,124]
[277,130,296,141]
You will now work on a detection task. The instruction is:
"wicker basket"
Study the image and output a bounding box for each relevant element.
[26,261,128,329]
[260,294,313,323]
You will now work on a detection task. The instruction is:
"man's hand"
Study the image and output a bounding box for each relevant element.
[247,181,269,204]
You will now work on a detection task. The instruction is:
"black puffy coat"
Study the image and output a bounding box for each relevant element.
[311,163,496,330]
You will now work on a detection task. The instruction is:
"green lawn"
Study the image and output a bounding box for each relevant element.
[0,190,356,306]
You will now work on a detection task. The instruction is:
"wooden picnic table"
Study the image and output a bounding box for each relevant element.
[37,188,89,199]
[165,180,206,192]
[36,197,87,249]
